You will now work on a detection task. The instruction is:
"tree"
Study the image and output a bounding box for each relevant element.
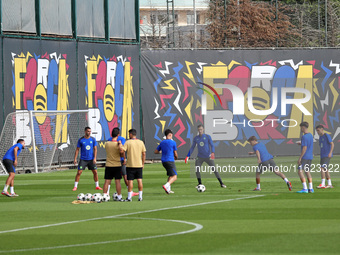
[206,0,298,48]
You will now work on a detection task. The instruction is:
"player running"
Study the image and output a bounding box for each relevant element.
[103,128,125,201]
[315,125,334,189]
[1,139,25,197]
[107,127,138,197]
[296,122,314,193]
[73,127,102,191]
[248,136,292,191]
[185,125,226,188]
[154,129,178,194]
[119,129,146,201]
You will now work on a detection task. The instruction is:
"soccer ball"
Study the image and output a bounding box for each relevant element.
[77,193,85,201]
[84,193,92,201]
[102,193,110,202]
[197,184,206,192]
[92,193,102,203]
[112,192,119,201]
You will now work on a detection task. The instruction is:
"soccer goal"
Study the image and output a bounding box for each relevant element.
[0,110,89,175]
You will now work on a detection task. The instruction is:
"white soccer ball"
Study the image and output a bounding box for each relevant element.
[92,193,102,203]
[84,193,92,201]
[197,184,206,192]
[77,193,85,201]
[112,192,119,201]
[102,193,110,202]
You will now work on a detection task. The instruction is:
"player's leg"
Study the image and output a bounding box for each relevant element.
[103,166,112,194]
[162,162,177,194]
[269,159,291,191]
[325,169,333,188]
[253,165,261,191]
[89,161,102,190]
[195,158,204,186]
[304,160,313,193]
[318,158,327,188]
[126,167,134,201]
[113,166,124,201]
[121,165,138,197]
[103,179,112,194]
[207,158,226,188]
[2,160,16,196]
[137,178,143,201]
[73,159,85,191]
[320,158,332,188]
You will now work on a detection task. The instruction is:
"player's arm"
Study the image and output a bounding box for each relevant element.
[93,146,97,164]
[248,151,255,155]
[186,140,197,163]
[255,150,261,164]
[208,135,215,159]
[298,146,307,165]
[329,142,334,158]
[13,146,19,167]
[74,147,80,165]
[154,144,161,154]
[174,151,178,160]
[142,152,146,168]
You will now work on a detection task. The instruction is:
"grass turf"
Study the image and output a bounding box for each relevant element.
[0,156,339,254]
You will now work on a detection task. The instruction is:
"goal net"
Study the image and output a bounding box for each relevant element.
[0,110,89,175]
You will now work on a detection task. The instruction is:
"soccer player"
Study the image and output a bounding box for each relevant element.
[185,125,226,188]
[103,128,125,201]
[315,125,334,189]
[107,127,138,197]
[119,129,146,201]
[1,139,25,197]
[154,129,178,194]
[296,122,314,193]
[72,127,102,191]
[248,136,292,191]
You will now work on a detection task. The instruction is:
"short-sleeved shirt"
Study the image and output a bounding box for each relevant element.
[108,136,126,161]
[105,141,122,167]
[187,134,214,158]
[77,136,97,160]
[156,139,177,162]
[3,143,23,161]
[319,133,333,158]
[253,142,273,163]
[122,139,146,168]
[301,133,313,160]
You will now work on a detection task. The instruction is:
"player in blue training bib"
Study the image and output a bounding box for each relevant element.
[185,125,226,188]
[2,139,25,197]
[296,122,314,194]
[316,125,334,189]
[155,129,178,194]
[248,136,292,192]
[72,127,102,191]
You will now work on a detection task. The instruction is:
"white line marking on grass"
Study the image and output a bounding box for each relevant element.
[0,194,264,235]
[0,217,203,253]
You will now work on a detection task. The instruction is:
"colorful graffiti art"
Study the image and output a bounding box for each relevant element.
[146,54,340,157]
[84,55,134,143]
[11,51,70,149]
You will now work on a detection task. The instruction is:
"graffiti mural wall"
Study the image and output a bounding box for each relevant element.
[141,49,340,159]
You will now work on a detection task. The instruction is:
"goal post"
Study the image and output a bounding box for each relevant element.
[0,110,89,175]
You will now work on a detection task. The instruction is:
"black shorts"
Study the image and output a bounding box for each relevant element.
[121,165,127,175]
[298,159,312,172]
[195,158,215,168]
[257,159,277,173]
[162,161,177,176]
[126,167,143,180]
[3,159,15,173]
[320,157,331,170]
[78,159,97,171]
[104,166,122,180]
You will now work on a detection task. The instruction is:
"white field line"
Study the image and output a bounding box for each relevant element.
[0,217,203,253]
[0,194,264,235]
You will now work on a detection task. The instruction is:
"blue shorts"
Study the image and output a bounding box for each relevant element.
[162,161,177,176]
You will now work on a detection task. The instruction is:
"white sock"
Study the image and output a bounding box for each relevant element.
[139,191,143,199]
[257,184,260,189]
[107,185,111,194]
[3,185,9,192]
[302,182,307,190]
[74,182,78,188]
[127,192,132,200]
[321,179,326,186]
[327,179,332,186]
[308,182,313,189]
[284,178,289,184]
[118,194,122,199]
[95,181,99,187]
[10,187,14,194]
[165,182,170,188]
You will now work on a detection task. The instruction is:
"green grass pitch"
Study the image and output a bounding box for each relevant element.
[0,156,340,254]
